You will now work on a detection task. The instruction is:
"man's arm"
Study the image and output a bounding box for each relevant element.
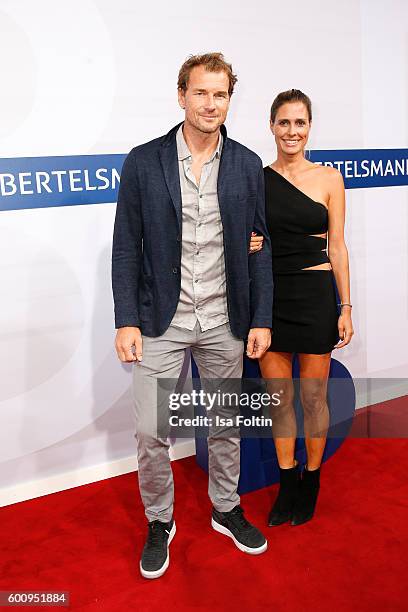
[112,149,143,361]
[248,163,273,329]
[246,162,273,358]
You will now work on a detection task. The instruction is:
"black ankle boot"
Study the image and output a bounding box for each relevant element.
[291,465,320,526]
[268,464,300,526]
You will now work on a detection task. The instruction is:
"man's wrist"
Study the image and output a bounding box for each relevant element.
[115,318,140,329]
[249,321,272,329]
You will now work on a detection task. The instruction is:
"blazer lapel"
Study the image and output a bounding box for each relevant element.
[159,125,182,229]
[217,124,230,224]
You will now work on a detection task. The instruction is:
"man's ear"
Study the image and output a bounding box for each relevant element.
[270,119,275,135]
[177,88,186,109]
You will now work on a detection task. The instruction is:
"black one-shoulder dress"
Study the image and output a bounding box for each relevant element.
[265,167,340,354]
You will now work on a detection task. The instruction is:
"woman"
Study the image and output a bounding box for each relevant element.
[250,89,353,526]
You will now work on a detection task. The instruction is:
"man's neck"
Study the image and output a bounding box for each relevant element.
[182,122,220,159]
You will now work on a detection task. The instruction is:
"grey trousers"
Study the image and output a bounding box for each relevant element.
[132,321,244,523]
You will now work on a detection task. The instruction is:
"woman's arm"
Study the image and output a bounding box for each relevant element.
[327,168,354,349]
[249,231,264,253]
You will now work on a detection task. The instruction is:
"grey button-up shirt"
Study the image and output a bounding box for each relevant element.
[170,124,229,331]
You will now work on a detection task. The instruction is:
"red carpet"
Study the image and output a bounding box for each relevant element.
[1,438,407,611]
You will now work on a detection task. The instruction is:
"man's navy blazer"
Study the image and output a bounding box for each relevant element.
[112,122,273,339]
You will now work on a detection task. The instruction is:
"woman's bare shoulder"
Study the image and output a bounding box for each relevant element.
[312,163,344,193]
[318,163,343,181]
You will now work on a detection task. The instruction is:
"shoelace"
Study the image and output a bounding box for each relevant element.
[145,521,168,551]
[226,507,251,531]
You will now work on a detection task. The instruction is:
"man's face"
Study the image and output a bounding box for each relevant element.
[178,65,231,134]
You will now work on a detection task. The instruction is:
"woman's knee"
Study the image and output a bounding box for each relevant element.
[300,382,327,416]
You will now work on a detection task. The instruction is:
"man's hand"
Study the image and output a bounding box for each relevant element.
[115,327,143,362]
[246,328,271,359]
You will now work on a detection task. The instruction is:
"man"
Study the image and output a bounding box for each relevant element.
[112,52,273,579]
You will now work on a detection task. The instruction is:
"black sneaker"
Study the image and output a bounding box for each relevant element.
[211,506,267,555]
[140,519,176,579]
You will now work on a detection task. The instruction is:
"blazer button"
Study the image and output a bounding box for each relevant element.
[172,267,178,274]
[176,235,181,242]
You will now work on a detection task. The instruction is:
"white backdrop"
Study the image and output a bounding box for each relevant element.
[0,0,407,505]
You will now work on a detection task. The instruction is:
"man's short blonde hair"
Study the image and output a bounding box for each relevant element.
[177,52,238,97]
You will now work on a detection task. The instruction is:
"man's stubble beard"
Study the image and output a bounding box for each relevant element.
[198,125,221,134]
[186,113,224,135]
[193,120,222,135]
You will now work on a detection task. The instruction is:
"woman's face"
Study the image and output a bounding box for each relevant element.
[270,101,311,156]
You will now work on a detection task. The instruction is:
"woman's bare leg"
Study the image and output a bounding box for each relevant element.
[298,353,331,470]
[259,351,296,468]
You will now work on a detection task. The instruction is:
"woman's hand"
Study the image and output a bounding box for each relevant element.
[249,232,264,254]
[335,309,354,349]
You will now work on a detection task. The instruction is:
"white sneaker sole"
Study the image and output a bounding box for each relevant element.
[140,521,176,579]
[211,518,267,555]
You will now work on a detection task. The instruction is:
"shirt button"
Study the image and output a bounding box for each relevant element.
[199,194,203,198]
[194,279,199,283]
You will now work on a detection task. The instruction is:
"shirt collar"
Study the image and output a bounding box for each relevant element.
[176,123,223,162]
